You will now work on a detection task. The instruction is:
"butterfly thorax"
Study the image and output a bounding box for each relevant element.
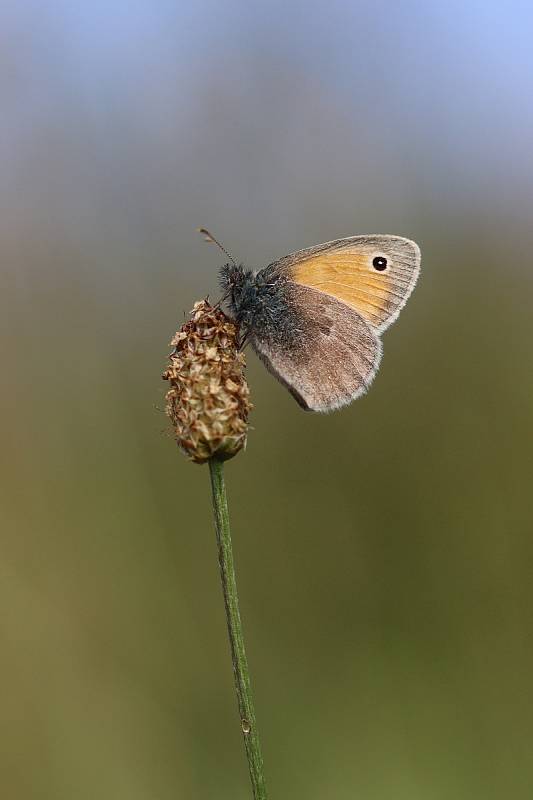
[219,263,295,345]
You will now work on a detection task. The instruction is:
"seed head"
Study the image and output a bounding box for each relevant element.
[163,300,252,463]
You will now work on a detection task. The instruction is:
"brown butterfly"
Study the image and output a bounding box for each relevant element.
[203,230,421,412]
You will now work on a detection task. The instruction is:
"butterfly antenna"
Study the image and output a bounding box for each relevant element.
[197,227,237,267]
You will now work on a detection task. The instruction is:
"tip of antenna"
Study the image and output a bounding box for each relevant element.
[197,227,215,243]
[196,227,237,266]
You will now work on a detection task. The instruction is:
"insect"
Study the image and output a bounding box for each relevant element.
[200,228,421,413]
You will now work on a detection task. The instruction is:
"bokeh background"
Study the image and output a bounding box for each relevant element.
[1,2,532,798]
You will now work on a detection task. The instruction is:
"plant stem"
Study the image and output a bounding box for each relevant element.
[208,457,268,800]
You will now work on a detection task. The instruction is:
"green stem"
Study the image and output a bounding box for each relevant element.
[208,457,268,800]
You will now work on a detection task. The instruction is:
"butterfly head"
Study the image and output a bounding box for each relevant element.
[219,262,245,296]
[219,263,259,328]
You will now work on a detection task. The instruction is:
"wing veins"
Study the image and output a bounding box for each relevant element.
[295,280,394,312]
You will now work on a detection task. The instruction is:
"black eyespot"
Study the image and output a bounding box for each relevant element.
[373,256,388,271]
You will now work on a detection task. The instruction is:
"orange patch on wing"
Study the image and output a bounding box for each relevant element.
[290,250,396,328]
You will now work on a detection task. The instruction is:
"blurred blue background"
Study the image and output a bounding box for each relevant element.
[1,2,532,798]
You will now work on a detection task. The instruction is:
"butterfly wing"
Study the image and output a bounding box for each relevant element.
[251,284,382,412]
[264,234,420,334]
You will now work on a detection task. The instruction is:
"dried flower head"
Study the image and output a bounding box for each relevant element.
[163,299,252,463]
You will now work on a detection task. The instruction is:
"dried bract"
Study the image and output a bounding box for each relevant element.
[163,300,252,463]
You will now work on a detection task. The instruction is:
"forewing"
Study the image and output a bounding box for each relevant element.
[264,234,420,333]
[251,284,382,413]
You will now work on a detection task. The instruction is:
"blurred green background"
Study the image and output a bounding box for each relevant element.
[1,2,532,798]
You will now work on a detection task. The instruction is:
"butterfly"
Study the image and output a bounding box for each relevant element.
[201,229,421,412]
